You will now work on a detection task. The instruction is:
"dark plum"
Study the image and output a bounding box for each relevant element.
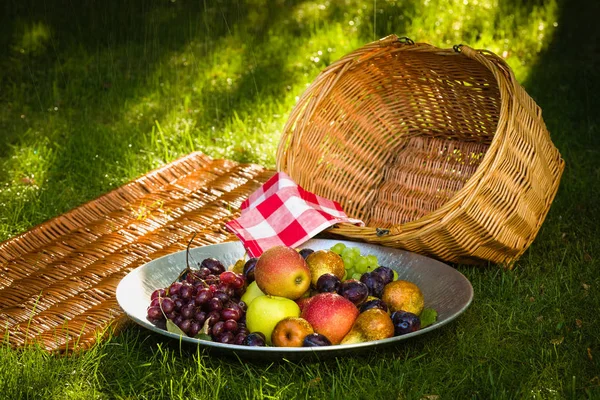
[338,279,369,305]
[359,272,385,298]
[373,266,395,286]
[299,248,314,259]
[201,258,226,275]
[302,333,331,347]
[315,273,341,293]
[243,332,267,346]
[391,311,421,335]
[359,298,388,313]
[243,257,258,283]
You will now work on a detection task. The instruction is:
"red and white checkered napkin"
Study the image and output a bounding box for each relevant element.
[225,172,364,257]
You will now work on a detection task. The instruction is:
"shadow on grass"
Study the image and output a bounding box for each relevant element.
[0,1,322,214]
[521,0,600,243]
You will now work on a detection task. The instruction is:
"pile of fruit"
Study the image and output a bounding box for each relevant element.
[146,243,437,347]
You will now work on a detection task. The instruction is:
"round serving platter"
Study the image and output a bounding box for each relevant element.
[116,239,473,361]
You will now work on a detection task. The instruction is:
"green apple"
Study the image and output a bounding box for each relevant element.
[245,295,301,345]
[240,281,265,307]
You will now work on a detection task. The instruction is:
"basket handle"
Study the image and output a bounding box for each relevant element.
[453,43,515,83]
[378,35,415,47]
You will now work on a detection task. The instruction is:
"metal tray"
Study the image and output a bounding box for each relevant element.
[116,239,473,360]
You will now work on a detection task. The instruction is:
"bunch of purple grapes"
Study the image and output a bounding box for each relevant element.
[146,257,251,344]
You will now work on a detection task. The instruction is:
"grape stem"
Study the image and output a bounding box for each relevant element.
[167,232,209,289]
[172,232,201,285]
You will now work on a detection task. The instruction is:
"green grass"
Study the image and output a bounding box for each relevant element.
[1,0,599,398]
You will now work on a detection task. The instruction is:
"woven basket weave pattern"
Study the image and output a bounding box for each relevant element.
[277,35,564,265]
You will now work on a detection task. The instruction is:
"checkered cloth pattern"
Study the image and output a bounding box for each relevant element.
[225,172,364,257]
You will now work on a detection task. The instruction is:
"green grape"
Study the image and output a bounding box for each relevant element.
[392,270,399,281]
[342,254,356,269]
[351,273,363,281]
[366,254,379,268]
[344,267,356,280]
[366,264,376,272]
[354,256,369,274]
[330,242,346,255]
[341,247,355,259]
[350,247,361,259]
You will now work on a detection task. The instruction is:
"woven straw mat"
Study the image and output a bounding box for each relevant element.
[0,152,275,352]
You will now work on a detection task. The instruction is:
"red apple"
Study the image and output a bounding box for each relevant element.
[300,292,359,345]
[296,295,314,312]
[255,245,311,300]
[271,317,314,347]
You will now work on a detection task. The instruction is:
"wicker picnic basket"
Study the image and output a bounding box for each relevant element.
[277,35,564,266]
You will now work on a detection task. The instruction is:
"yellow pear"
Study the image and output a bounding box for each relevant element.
[340,308,394,345]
